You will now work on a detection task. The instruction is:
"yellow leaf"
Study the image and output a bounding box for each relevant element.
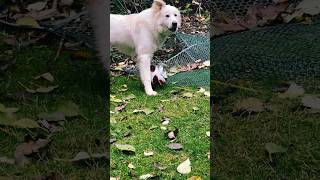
[16,17,40,28]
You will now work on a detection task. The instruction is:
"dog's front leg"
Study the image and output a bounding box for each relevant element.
[138,54,157,96]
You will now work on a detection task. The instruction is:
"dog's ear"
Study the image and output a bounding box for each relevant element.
[152,0,166,11]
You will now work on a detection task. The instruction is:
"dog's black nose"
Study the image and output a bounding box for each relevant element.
[172,22,177,28]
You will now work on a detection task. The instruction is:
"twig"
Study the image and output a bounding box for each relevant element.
[213,80,261,93]
[53,32,65,62]
[0,19,45,29]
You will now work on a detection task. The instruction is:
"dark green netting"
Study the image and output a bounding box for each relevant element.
[212,15,320,82]
[211,0,320,83]
[168,69,210,87]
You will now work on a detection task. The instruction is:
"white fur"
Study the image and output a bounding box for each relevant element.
[110,0,181,96]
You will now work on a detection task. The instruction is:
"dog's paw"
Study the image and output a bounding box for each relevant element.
[146,90,158,96]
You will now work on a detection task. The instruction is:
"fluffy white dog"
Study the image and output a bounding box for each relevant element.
[110,0,181,96]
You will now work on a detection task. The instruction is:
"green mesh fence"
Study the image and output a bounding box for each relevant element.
[211,0,320,83]
[165,32,210,87]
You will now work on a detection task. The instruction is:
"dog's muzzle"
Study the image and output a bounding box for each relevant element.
[169,22,178,32]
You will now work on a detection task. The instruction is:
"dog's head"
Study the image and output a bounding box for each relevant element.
[152,0,181,32]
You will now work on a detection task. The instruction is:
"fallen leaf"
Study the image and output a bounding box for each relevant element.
[192,107,199,111]
[144,151,154,156]
[168,131,176,140]
[119,84,128,92]
[279,82,305,98]
[168,67,179,76]
[162,120,170,125]
[15,139,49,166]
[301,96,320,113]
[110,117,117,124]
[212,17,247,32]
[114,144,136,153]
[27,1,47,11]
[11,118,40,129]
[204,91,210,97]
[234,97,265,113]
[0,112,16,126]
[258,3,288,21]
[282,10,304,23]
[160,126,167,130]
[71,151,90,161]
[57,101,80,117]
[197,87,206,93]
[16,17,40,28]
[3,108,19,114]
[265,142,287,162]
[128,163,136,169]
[167,143,183,150]
[0,156,15,165]
[123,94,136,101]
[110,95,123,103]
[177,158,191,174]
[153,162,167,170]
[70,152,107,162]
[188,176,202,180]
[133,108,154,115]
[182,92,193,98]
[38,111,66,122]
[296,0,320,16]
[149,125,158,130]
[38,120,63,132]
[0,104,18,113]
[202,61,210,67]
[26,85,59,93]
[139,173,156,179]
[34,72,54,82]
[158,104,165,112]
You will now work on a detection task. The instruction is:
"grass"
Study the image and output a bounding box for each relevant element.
[0,33,210,179]
[110,77,210,179]
[213,79,320,179]
[0,35,108,179]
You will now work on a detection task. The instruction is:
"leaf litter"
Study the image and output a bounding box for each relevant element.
[301,96,320,113]
[177,158,192,174]
[15,138,50,166]
[265,142,287,162]
[233,97,266,114]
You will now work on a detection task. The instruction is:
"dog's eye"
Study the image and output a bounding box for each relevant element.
[166,15,170,18]
[174,14,177,17]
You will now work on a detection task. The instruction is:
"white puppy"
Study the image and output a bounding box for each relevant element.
[110,0,181,96]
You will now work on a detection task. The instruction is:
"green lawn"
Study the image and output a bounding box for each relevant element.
[0,33,210,179]
[0,35,108,179]
[213,79,320,179]
[110,77,210,179]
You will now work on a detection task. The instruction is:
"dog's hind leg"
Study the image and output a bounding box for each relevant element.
[138,54,158,96]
